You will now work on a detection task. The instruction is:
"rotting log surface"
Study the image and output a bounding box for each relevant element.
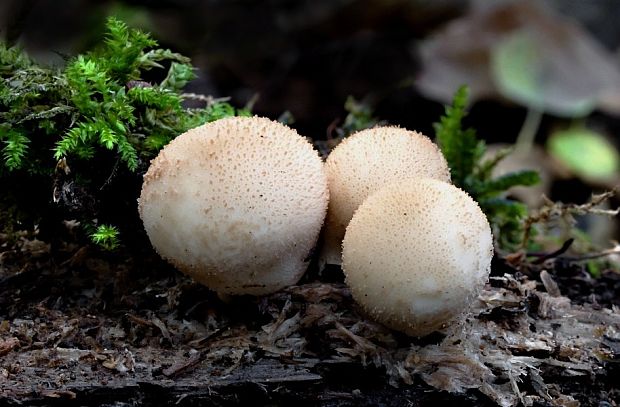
[0,240,619,406]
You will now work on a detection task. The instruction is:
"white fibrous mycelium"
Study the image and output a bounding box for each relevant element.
[139,116,329,295]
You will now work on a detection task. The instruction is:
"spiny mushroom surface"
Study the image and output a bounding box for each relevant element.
[139,116,329,295]
[321,127,450,266]
[342,178,493,337]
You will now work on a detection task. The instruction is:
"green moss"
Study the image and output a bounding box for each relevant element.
[435,86,541,250]
[90,224,121,250]
[0,17,247,249]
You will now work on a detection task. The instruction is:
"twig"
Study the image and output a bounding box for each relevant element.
[179,93,230,106]
[326,118,340,139]
[559,244,620,262]
[126,313,153,327]
[244,93,260,111]
[521,191,619,249]
[528,238,574,264]
[162,351,204,378]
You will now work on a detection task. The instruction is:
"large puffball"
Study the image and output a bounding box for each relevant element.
[139,116,329,295]
[321,127,450,266]
[342,178,493,337]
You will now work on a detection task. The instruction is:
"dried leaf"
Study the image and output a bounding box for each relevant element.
[0,337,19,356]
[540,270,561,297]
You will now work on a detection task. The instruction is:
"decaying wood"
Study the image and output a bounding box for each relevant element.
[0,236,618,406]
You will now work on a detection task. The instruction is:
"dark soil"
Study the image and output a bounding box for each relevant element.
[1,236,619,406]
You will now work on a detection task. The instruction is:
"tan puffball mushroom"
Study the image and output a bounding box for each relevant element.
[321,127,450,266]
[342,178,493,337]
[138,116,329,296]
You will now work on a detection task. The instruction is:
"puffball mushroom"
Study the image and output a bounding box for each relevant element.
[321,127,450,266]
[342,178,493,337]
[138,116,329,296]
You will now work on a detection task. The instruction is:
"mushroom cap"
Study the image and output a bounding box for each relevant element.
[139,116,329,295]
[321,127,451,266]
[342,178,493,337]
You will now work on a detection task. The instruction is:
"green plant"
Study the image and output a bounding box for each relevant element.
[90,224,121,250]
[337,96,380,137]
[0,17,247,249]
[435,86,541,250]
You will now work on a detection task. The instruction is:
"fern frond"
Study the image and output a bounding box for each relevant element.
[476,170,541,198]
[54,121,97,159]
[434,86,484,187]
[128,86,180,109]
[434,86,541,251]
[106,89,136,124]
[476,147,513,180]
[66,56,111,114]
[99,126,118,150]
[1,128,30,170]
[115,134,139,171]
[99,17,157,81]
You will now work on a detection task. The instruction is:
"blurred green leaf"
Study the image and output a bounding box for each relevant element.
[547,128,619,181]
[586,260,602,278]
[492,33,540,108]
[491,32,597,117]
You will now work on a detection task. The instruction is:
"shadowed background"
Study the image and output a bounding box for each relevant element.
[3,0,620,238]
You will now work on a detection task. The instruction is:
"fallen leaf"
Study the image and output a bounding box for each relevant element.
[0,337,19,356]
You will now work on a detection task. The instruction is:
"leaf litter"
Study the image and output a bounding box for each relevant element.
[0,231,618,406]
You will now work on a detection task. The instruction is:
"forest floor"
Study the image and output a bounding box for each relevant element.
[0,232,619,406]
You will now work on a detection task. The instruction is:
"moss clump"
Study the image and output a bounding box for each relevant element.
[0,17,247,247]
[434,86,540,250]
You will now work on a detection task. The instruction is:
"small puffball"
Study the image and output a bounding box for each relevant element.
[342,178,493,337]
[139,116,329,295]
[321,126,450,266]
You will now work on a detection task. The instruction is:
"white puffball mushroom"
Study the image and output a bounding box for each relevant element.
[342,178,493,337]
[139,116,329,296]
[321,127,450,266]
